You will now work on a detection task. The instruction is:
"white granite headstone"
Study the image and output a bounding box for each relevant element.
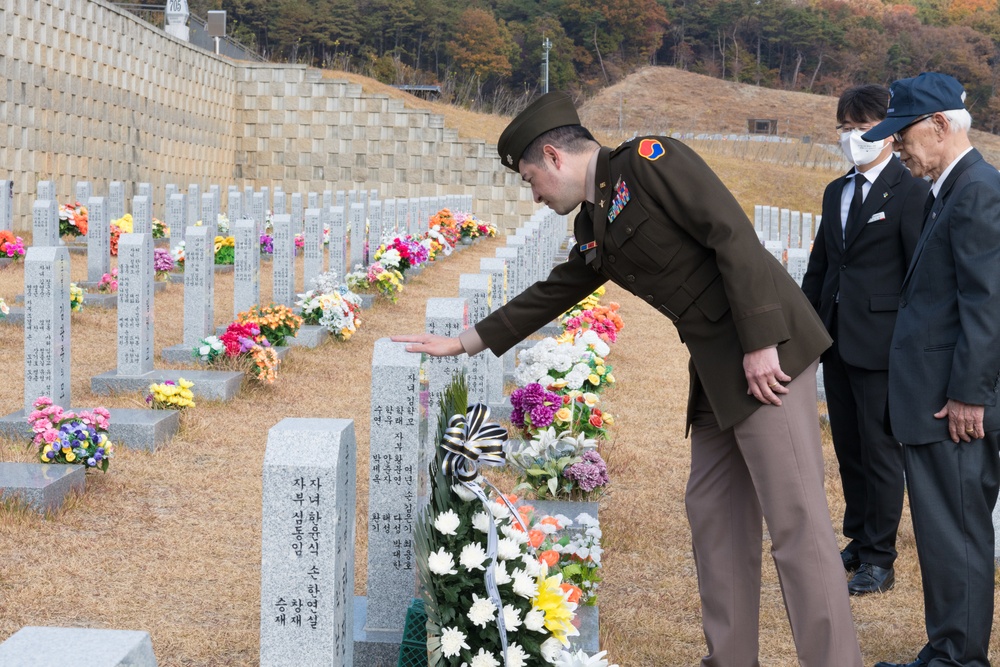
[424,298,468,442]
[274,190,286,216]
[187,184,200,229]
[183,226,214,347]
[786,248,810,285]
[234,219,260,318]
[367,200,383,263]
[109,182,126,222]
[303,208,324,289]
[349,203,366,269]
[0,179,12,231]
[117,233,155,376]
[167,193,187,244]
[228,190,243,223]
[132,195,152,235]
[87,196,110,282]
[75,181,92,205]
[291,193,303,233]
[33,200,59,247]
[261,418,356,667]
[459,274,493,405]
[366,339,424,632]
[23,246,72,412]
[272,214,295,306]
[328,207,347,283]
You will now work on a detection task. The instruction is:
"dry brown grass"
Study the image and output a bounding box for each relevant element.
[3,65,1000,665]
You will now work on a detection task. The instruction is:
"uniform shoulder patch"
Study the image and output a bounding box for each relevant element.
[637,138,665,161]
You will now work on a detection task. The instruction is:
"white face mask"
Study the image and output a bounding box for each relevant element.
[839,129,886,167]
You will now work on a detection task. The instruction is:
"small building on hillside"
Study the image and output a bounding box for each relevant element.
[747,118,778,135]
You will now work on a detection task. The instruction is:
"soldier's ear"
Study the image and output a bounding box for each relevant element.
[542,144,560,168]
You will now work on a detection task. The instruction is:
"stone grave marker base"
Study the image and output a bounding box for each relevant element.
[0,408,179,452]
[287,324,328,348]
[0,626,157,666]
[82,293,118,309]
[92,369,243,402]
[0,462,85,514]
[1,306,25,325]
[353,596,403,667]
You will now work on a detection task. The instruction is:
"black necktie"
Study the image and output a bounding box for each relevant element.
[844,172,866,248]
[923,191,936,221]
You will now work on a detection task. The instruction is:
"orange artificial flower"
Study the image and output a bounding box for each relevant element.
[540,516,562,529]
[528,529,545,548]
[539,550,560,567]
[561,583,583,603]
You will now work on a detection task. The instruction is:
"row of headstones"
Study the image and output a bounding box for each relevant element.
[15,177,470,282]
[753,204,822,288]
[257,208,574,665]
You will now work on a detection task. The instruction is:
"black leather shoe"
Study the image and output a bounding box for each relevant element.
[873,660,926,667]
[849,563,895,595]
[840,548,860,572]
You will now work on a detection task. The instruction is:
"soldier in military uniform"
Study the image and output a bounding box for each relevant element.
[394,92,862,666]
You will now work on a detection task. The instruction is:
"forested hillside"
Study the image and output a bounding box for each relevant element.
[186,0,1000,131]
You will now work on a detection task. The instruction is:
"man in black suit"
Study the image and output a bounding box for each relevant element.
[863,72,1000,667]
[802,85,929,596]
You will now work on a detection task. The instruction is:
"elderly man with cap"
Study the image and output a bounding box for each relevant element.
[861,73,1000,667]
[395,93,863,666]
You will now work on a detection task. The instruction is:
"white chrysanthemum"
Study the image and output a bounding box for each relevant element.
[565,373,586,390]
[427,548,458,576]
[472,511,491,533]
[554,649,618,667]
[511,568,538,598]
[506,643,530,667]
[434,509,461,535]
[575,512,598,526]
[539,375,557,387]
[452,483,479,502]
[541,637,566,663]
[467,593,497,628]
[489,501,511,520]
[494,560,512,585]
[496,537,522,561]
[502,603,523,631]
[520,553,542,577]
[459,542,488,571]
[523,608,546,632]
[469,647,500,667]
[501,522,530,544]
[440,626,470,658]
[379,248,401,268]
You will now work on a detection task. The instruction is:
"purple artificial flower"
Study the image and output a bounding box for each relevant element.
[563,450,610,492]
[260,234,274,254]
[509,382,562,430]
[153,247,175,273]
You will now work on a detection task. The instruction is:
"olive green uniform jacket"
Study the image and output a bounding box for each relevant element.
[476,137,831,431]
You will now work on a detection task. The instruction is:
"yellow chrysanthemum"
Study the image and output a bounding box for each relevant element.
[531,567,578,646]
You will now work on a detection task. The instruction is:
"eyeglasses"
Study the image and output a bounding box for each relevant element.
[892,114,934,143]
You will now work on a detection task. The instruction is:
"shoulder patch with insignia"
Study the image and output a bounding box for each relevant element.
[637,139,665,161]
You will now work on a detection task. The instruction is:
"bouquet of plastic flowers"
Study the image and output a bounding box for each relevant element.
[236,304,303,346]
[110,214,133,256]
[416,377,613,667]
[374,235,428,274]
[295,288,362,341]
[59,202,88,237]
[346,262,404,302]
[0,231,26,259]
[146,379,195,409]
[151,217,168,239]
[259,233,274,255]
[560,303,624,344]
[28,397,113,471]
[154,247,175,280]
[506,425,609,500]
[170,241,186,270]
[97,268,119,294]
[195,322,281,383]
[0,297,9,318]
[546,391,613,440]
[214,236,235,265]
[69,283,84,312]
[514,335,612,393]
[523,509,603,606]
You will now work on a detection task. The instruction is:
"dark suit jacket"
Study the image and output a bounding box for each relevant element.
[801,156,928,369]
[475,137,831,431]
[888,148,1000,445]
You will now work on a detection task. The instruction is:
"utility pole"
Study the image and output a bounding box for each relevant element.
[542,36,552,94]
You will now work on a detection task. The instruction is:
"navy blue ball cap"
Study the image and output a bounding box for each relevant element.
[862,72,966,141]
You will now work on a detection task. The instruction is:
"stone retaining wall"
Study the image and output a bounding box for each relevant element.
[0,0,533,230]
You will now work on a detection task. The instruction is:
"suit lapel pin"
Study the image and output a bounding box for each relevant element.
[882,191,889,199]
